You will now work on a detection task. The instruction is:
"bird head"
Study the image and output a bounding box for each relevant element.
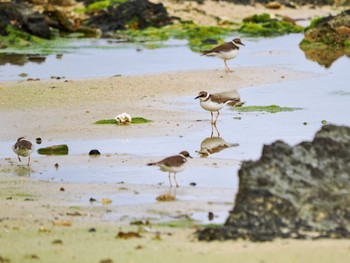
[195,91,209,101]
[233,38,245,46]
[179,151,193,159]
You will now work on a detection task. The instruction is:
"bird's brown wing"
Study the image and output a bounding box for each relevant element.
[202,42,236,54]
[16,140,33,150]
[161,156,185,167]
[210,94,240,104]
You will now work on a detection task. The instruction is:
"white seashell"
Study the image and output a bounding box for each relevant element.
[115,112,132,125]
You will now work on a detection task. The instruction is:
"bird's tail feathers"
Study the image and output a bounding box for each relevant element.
[227,99,244,107]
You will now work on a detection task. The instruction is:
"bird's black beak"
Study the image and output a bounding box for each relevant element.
[194,95,200,100]
[240,42,245,46]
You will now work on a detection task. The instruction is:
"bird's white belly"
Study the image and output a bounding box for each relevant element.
[200,100,225,112]
[12,147,31,157]
[216,49,239,60]
[159,164,185,173]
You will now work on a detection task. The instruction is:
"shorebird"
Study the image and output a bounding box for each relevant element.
[202,38,245,73]
[195,91,242,124]
[147,151,192,187]
[12,137,34,166]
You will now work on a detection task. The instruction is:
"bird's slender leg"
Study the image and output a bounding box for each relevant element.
[27,155,30,166]
[210,111,214,124]
[224,60,233,73]
[213,111,220,124]
[168,172,172,187]
[17,155,21,162]
[173,173,179,188]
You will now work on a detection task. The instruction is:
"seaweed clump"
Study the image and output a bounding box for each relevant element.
[239,13,304,36]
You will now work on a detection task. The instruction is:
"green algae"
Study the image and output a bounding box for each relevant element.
[94,117,152,124]
[84,0,128,13]
[37,144,69,156]
[239,13,304,36]
[0,26,47,49]
[116,22,235,52]
[0,26,75,54]
[156,218,199,229]
[232,105,302,114]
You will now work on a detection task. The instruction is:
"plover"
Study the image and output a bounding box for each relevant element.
[195,91,242,124]
[202,38,245,73]
[12,137,34,166]
[147,151,192,187]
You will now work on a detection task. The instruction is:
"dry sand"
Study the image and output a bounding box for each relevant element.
[151,0,345,26]
[1,1,350,262]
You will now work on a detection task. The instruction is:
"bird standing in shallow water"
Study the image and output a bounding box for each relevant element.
[195,91,242,124]
[147,151,192,187]
[12,137,34,166]
[202,38,245,73]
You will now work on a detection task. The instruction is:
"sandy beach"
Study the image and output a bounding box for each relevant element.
[1,1,350,262]
[2,67,350,262]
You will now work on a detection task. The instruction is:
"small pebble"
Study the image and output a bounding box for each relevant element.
[89,149,101,155]
[208,212,214,221]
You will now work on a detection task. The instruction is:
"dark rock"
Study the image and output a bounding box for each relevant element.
[0,2,51,38]
[89,149,101,155]
[300,10,350,68]
[86,0,172,34]
[197,125,350,241]
[44,7,101,37]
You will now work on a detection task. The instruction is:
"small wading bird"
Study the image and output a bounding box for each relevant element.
[195,91,242,124]
[12,137,34,166]
[202,38,245,73]
[147,151,192,187]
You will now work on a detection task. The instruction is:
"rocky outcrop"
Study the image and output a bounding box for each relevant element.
[0,2,51,38]
[303,9,350,47]
[87,0,172,35]
[300,10,350,67]
[197,125,350,241]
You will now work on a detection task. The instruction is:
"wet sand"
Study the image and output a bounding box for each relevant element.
[2,67,350,262]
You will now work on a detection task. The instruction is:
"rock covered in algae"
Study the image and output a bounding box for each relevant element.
[37,144,69,155]
[302,10,350,47]
[197,125,350,241]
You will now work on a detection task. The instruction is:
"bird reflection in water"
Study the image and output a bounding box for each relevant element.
[197,123,239,158]
[156,186,177,202]
[13,165,32,177]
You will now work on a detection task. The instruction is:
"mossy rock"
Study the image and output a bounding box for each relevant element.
[37,144,69,155]
[302,10,350,47]
[232,105,302,113]
[94,117,152,124]
[239,13,304,36]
